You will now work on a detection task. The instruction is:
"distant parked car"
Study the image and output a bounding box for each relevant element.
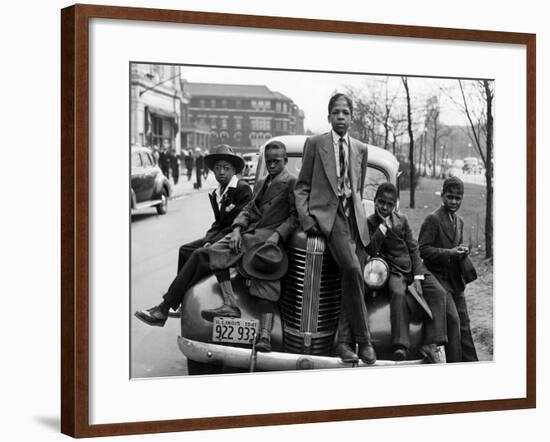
[131,146,172,215]
[463,157,480,174]
[241,153,259,185]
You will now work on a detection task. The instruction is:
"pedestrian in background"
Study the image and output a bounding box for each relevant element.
[194,147,203,189]
[185,150,194,181]
[158,146,170,179]
[169,148,179,185]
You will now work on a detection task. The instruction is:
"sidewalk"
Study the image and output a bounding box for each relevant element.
[168,172,219,200]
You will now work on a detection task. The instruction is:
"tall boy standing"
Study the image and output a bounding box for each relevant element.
[294,93,376,364]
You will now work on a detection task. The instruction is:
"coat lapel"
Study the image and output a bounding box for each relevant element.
[260,168,289,205]
[348,138,360,191]
[319,132,339,196]
[209,191,221,221]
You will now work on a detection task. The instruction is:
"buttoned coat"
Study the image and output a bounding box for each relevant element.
[366,211,427,280]
[418,206,466,293]
[294,132,370,246]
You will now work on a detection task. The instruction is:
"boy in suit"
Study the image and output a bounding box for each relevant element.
[135,141,298,353]
[419,177,478,361]
[366,182,461,362]
[176,145,252,272]
[294,93,376,364]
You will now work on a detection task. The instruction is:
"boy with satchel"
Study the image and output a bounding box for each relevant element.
[419,177,479,362]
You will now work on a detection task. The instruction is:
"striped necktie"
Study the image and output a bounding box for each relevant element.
[338,137,350,216]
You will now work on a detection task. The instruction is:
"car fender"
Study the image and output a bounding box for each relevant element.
[153,173,171,199]
[180,272,283,351]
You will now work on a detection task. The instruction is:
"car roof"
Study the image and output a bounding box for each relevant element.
[261,135,400,176]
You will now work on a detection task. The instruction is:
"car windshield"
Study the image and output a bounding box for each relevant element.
[256,154,389,200]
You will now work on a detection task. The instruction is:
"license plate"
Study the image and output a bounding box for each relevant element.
[212,317,259,345]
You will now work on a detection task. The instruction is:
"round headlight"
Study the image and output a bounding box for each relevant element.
[363,257,389,289]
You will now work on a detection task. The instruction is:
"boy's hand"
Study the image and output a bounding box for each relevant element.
[229,228,242,252]
[451,246,469,258]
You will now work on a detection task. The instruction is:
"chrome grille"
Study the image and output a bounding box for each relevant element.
[281,236,342,355]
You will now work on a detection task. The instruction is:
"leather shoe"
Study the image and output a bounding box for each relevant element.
[201,304,241,322]
[393,346,408,361]
[134,305,168,327]
[334,343,359,363]
[420,344,442,364]
[358,341,377,365]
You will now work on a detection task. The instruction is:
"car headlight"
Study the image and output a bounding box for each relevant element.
[363,257,389,289]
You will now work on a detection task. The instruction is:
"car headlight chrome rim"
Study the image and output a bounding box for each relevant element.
[363,257,389,289]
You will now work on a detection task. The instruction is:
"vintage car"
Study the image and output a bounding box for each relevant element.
[177,135,429,375]
[131,146,172,215]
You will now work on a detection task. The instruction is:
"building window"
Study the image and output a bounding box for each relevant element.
[221,99,227,108]
[234,118,242,130]
[210,117,217,129]
[251,100,257,110]
[251,118,271,131]
[235,99,241,108]
[200,99,205,108]
[210,99,216,108]
[283,103,288,113]
[234,131,242,143]
[221,117,228,129]
[276,102,281,112]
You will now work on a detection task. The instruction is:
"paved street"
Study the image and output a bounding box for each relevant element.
[130,180,219,378]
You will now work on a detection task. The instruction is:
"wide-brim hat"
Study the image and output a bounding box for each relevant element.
[242,242,288,281]
[204,144,245,174]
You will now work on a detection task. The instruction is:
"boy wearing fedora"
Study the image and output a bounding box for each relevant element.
[419,177,479,362]
[135,141,298,352]
[176,145,252,272]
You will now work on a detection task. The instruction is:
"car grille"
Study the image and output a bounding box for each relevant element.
[281,236,342,355]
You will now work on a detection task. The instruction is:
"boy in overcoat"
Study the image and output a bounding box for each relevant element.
[418,177,478,361]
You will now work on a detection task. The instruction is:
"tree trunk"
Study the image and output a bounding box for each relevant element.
[484,80,494,259]
[402,77,415,208]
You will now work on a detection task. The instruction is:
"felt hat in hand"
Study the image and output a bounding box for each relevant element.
[242,242,288,281]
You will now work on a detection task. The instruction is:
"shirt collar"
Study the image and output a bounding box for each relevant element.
[215,175,238,199]
[331,130,349,145]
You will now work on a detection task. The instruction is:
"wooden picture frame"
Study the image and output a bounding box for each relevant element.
[61,3,536,437]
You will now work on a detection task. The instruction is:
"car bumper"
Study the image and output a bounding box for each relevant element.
[177,336,426,371]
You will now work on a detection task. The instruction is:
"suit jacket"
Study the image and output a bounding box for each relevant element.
[232,168,298,243]
[203,178,252,245]
[366,211,427,279]
[418,206,466,292]
[294,132,369,246]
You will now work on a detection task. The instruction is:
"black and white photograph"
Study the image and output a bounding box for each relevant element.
[130,63,494,378]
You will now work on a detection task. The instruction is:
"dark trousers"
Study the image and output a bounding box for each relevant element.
[195,168,202,188]
[163,247,212,310]
[452,290,478,361]
[388,272,461,362]
[328,206,371,344]
[177,238,205,273]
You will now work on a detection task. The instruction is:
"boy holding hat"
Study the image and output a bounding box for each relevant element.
[135,141,298,352]
[419,177,479,361]
[176,144,252,272]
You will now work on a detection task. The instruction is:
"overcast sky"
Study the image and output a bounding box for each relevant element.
[179,64,489,135]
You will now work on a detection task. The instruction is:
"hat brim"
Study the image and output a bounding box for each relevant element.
[242,242,288,281]
[204,154,245,174]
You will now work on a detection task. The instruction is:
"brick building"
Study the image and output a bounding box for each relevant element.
[183,82,305,151]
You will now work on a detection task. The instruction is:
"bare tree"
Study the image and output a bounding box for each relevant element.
[402,76,416,208]
[457,79,494,258]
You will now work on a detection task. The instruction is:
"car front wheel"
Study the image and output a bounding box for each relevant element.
[156,188,168,215]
